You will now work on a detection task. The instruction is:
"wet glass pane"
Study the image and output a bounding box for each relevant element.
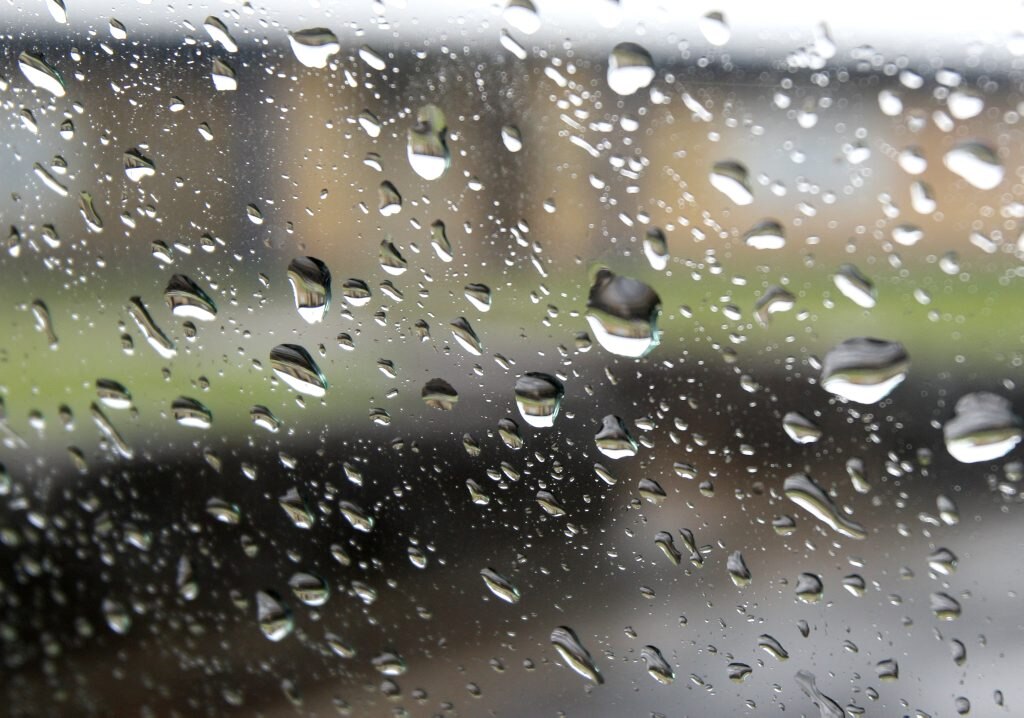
[2,1,1022,716]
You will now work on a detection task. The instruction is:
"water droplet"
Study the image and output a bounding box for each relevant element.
[585,269,661,357]
[943,392,1022,463]
[796,574,824,604]
[480,568,520,603]
[727,662,752,682]
[820,338,909,404]
[699,11,730,46]
[46,0,67,24]
[289,572,329,606]
[595,415,638,459]
[643,227,669,270]
[408,104,450,180]
[754,286,795,326]
[123,149,155,182]
[326,633,355,659]
[551,626,603,684]
[846,457,870,493]
[638,477,666,503]
[205,497,240,524]
[931,591,962,620]
[514,372,564,427]
[96,379,131,409]
[536,490,565,516]
[727,550,752,587]
[607,42,654,96]
[784,473,866,539]
[270,344,327,397]
[339,501,374,532]
[288,28,339,69]
[78,191,103,232]
[108,18,127,39]
[250,405,281,433]
[450,316,483,355]
[430,220,453,261]
[758,634,788,660]
[422,378,459,410]
[256,590,293,641]
[165,274,217,321]
[640,645,674,684]
[712,159,753,204]
[102,598,131,635]
[743,220,786,250]
[928,547,958,576]
[204,16,238,52]
[127,296,175,359]
[782,412,822,444]
[287,256,331,323]
[358,45,387,71]
[464,283,492,312]
[278,488,314,529]
[833,264,876,308]
[172,397,212,428]
[944,142,1003,190]
[948,89,984,119]
[211,58,237,91]
[18,51,66,97]
[372,652,406,676]
[30,300,58,348]
[654,531,681,564]
[795,670,844,718]
[503,0,540,34]
[501,125,523,152]
[378,182,402,215]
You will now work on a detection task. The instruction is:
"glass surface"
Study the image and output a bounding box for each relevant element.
[2,1,1024,716]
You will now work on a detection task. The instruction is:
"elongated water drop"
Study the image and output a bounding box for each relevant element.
[821,338,909,404]
[123,149,155,182]
[699,11,730,46]
[744,220,785,250]
[288,28,339,68]
[784,473,865,539]
[782,412,821,444]
[408,104,450,180]
[795,670,844,718]
[944,142,1003,190]
[287,256,331,323]
[480,568,520,603]
[550,626,603,684]
[18,52,66,97]
[833,264,876,308]
[256,590,293,641]
[204,16,238,52]
[127,297,176,359]
[450,316,483,355]
[211,58,237,91]
[165,274,217,321]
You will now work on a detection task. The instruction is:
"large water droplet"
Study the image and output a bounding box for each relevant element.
[127,297,176,359]
[172,397,212,428]
[595,414,638,459]
[287,256,331,323]
[640,645,674,684]
[211,58,237,91]
[710,160,753,205]
[407,105,450,180]
[585,269,661,357]
[784,473,866,539]
[607,42,654,96]
[18,52,66,97]
[288,28,340,69]
[450,316,483,355]
[503,0,540,34]
[699,11,730,46]
[123,149,155,182]
[744,220,786,250]
[833,264,876,308]
[795,670,844,718]
[943,142,1004,190]
[943,392,1022,463]
[256,590,293,641]
[821,338,909,404]
[422,378,459,410]
[514,372,564,427]
[204,16,238,53]
[270,344,328,397]
[165,274,217,321]
[480,568,520,603]
[289,572,329,606]
[550,626,603,684]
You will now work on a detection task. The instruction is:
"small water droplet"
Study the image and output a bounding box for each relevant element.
[514,372,564,427]
[743,220,786,250]
[422,378,459,410]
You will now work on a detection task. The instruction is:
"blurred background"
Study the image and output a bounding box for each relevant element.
[2,0,1024,715]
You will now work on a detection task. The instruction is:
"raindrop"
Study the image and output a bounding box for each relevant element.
[289,572,329,606]
[795,572,824,603]
[270,344,328,397]
[784,473,866,539]
[944,142,1004,190]
[287,257,331,323]
[211,58,237,91]
[758,634,788,660]
[753,286,795,326]
[480,568,520,603]
[46,0,67,24]
[833,264,876,308]
[408,104,450,180]
[943,392,1022,463]
[782,412,822,444]
[595,415,638,459]
[727,663,752,682]
[123,149,155,182]
[514,372,564,428]
[928,548,958,576]
[585,269,661,357]
[643,227,669,270]
[256,590,293,641]
[536,490,565,516]
[550,626,603,684]
[278,488,314,529]
[422,378,459,410]
[464,283,492,312]
[450,316,483,355]
[607,42,655,96]
[378,181,403,215]
[743,220,786,250]
[640,645,674,684]
[501,125,523,152]
[250,406,281,433]
[96,379,131,409]
[699,11,730,46]
[30,300,58,348]
[710,161,753,205]
[127,297,176,359]
[204,16,238,53]
[18,51,66,97]
[172,397,212,429]
[288,28,340,69]
[165,274,217,321]
[727,550,752,587]
[430,220,453,261]
[820,337,909,404]
[102,599,131,635]
[795,670,844,718]
[503,0,540,34]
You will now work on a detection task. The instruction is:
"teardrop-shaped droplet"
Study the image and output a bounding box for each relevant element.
[450,316,483,355]
[833,264,876,308]
[288,572,329,606]
[607,42,654,96]
[378,239,407,275]
[256,590,293,641]
[727,550,752,587]
[341,278,372,307]
[288,28,340,69]
[710,160,752,205]
[204,16,238,52]
[595,414,638,459]
[270,344,328,397]
[640,645,674,684]
[430,219,453,262]
[278,487,314,529]
[18,51,66,97]
[464,283,492,312]
[782,412,822,444]
[46,0,67,24]
[784,472,866,539]
[339,500,374,533]
[930,591,962,620]
[127,296,176,359]
[287,256,331,323]
[514,372,564,428]
[643,227,669,270]
[96,379,132,409]
[501,124,523,152]
[585,269,661,358]
[699,11,730,46]
[211,58,237,91]
[943,391,1023,463]
[480,567,520,603]
[795,573,825,603]
[551,626,603,684]
[821,337,909,404]
[165,274,217,321]
[407,104,450,180]
[378,181,402,215]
